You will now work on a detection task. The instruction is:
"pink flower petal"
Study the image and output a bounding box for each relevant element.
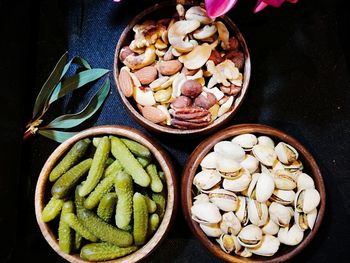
[205,0,239,18]
[254,0,269,13]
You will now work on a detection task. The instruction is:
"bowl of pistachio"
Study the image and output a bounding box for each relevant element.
[181,123,326,262]
[113,1,251,136]
[35,125,177,262]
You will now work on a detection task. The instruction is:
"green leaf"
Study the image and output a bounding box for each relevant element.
[32,52,69,119]
[49,56,92,104]
[38,129,78,143]
[44,78,111,129]
[48,68,110,104]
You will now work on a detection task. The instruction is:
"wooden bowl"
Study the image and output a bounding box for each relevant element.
[181,124,326,262]
[113,1,251,136]
[35,125,178,263]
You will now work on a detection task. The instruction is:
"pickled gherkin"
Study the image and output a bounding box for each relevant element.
[58,201,74,254]
[110,136,150,187]
[62,213,98,242]
[133,193,148,246]
[115,172,133,230]
[49,138,91,182]
[84,173,116,209]
[147,213,160,237]
[78,208,133,247]
[80,242,137,261]
[146,164,163,193]
[152,192,166,220]
[42,197,64,222]
[79,136,110,197]
[51,158,92,199]
[97,192,117,223]
[121,138,152,159]
[103,159,122,178]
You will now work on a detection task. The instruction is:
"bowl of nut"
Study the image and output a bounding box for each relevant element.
[181,124,325,262]
[35,125,177,262]
[113,1,250,136]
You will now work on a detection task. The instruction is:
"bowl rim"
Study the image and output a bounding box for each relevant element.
[181,123,326,263]
[34,125,178,263]
[113,0,251,136]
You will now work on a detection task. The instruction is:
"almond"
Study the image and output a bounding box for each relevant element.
[141,106,167,123]
[118,68,134,97]
[158,60,182,75]
[134,66,158,85]
[119,46,134,61]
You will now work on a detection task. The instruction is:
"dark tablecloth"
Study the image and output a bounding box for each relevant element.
[0,0,349,262]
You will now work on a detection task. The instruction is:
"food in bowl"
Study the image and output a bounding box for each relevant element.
[40,135,167,261]
[190,133,321,257]
[118,3,245,129]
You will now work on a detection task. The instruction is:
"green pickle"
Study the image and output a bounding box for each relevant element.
[152,192,166,220]
[115,171,133,230]
[79,136,110,197]
[42,197,64,222]
[78,208,133,247]
[121,138,152,159]
[145,196,157,214]
[49,138,91,182]
[62,213,98,242]
[104,159,122,178]
[133,193,148,246]
[137,156,151,168]
[80,242,137,261]
[148,213,160,237]
[110,136,150,187]
[84,173,116,209]
[97,192,117,223]
[51,158,92,199]
[146,164,163,193]
[58,201,74,254]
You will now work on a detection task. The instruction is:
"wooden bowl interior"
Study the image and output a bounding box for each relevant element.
[181,124,326,263]
[35,125,177,263]
[113,1,251,136]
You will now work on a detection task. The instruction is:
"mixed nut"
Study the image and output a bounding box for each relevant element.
[118,4,245,129]
[190,133,321,257]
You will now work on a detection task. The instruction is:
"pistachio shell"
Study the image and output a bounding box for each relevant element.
[295,188,320,213]
[220,212,241,235]
[252,144,277,167]
[248,234,280,257]
[255,173,275,203]
[209,189,238,212]
[270,189,295,205]
[214,141,245,162]
[193,194,209,205]
[200,151,218,170]
[193,170,221,192]
[297,173,315,190]
[257,136,275,149]
[273,170,297,190]
[275,142,299,165]
[262,218,280,236]
[278,224,304,246]
[216,158,242,179]
[236,196,248,225]
[238,224,263,248]
[232,134,258,150]
[223,169,251,192]
[247,199,269,227]
[191,202,222,225]
[240,155,259,174]
[216,233,236,253]
[269,202,293,227]
[200,223,222,237]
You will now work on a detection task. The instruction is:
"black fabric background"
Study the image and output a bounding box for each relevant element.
[0,0,349,262]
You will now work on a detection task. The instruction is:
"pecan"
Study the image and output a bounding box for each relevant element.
[208,49,224,65]
[220,84,242,96]
[172,107,209,120]
[229,37,240,51]
[170,106,211,129]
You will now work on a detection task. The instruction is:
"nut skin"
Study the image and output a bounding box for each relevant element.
[141,106,167,123]
[224,51,244,70]
[134,66,158,85]
[229,37,240,51]
[220,84,242,96]
[194,92,217,109]
[119,46,134,61]
[181,67,199,76]
[170,96,193,109]
[118,69,134,97]
[208,49,224,65]
[181,80,203,98]
[158,60,182,75]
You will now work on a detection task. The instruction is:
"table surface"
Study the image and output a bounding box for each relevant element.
[0,0,349,262]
